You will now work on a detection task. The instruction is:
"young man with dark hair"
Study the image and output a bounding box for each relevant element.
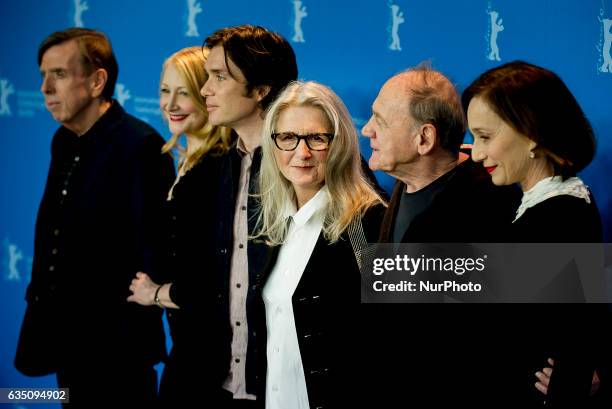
[157,25,298,408]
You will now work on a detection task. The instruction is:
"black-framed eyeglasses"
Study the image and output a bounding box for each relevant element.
[271,132,334,151]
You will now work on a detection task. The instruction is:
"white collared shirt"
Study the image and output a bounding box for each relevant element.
[263,186,329,409]
[514,176,591,222]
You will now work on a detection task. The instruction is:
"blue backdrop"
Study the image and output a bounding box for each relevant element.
[1,0,611,406]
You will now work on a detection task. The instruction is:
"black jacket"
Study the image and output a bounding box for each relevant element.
[256,203,386,409]
[162,146,269,403]
[511,192,610,409]
[15,102,175,375]
[379,156,521,243]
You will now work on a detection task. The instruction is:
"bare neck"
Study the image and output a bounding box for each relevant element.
[397,151,468,193]
[233,111,264,154]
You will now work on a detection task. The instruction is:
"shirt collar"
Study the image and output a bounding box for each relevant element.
[282,185,329,229]
[236,136,261,158]
[514,176,591,222]
[59,99,123,142]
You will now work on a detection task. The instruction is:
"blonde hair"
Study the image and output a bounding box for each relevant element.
[160,47,232,171]
[254,81,385,245]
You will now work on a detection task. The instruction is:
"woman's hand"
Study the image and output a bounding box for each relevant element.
[127,271,159,306]
[535,358,600,396]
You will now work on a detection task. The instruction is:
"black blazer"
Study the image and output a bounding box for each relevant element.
[162,145,269,403]
[256,203,385,409]
[15,102,175,375]
[511,193,610,408]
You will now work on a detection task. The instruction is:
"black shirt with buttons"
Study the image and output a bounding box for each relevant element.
[16,101,175,374]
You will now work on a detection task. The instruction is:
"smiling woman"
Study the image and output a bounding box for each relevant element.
[462,60,608,408]
[126,46,234,404]
[159,46,232,177]
[252,80,386,409]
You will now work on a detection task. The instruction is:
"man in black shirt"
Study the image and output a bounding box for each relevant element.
[14,28,175,406]
[362,66,518,243]
[359,66,522,407]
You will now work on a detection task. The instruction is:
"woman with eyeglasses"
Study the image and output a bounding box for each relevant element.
[251,81,386,409]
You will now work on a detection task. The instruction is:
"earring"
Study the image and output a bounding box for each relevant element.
[529,151,535,159]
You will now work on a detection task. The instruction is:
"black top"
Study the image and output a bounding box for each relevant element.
[380,155,521,243]
[15,101,175,375]
[512,194,602,242]
[162,154,225,341]
[510,193,609,408]
[392,167,456,242]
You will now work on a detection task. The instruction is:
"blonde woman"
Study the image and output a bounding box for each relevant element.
[253,81,385,409]
[127,46,232,402]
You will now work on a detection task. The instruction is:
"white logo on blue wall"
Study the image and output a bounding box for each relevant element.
[388,3,404,51]
[0,78,15,117]
[73,0,89,28]
[486,6,504,61]
[186,0,202,37]
[599,10,612,73]
[116,83,131,107]
[2,238,29,282]
[292,0,308,43]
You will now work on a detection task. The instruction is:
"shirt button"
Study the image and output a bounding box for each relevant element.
[220,248,227,255]
[54,229,60,236]
[235,358,240,363]
[51,248,58,255]
[61,190,67,195]
[241,206,246,211]
[272,385,278,392]
[276,307,282,314]
[274,346,280,353]
[74,156,80,162]
[239,243,244,249]
[236,321,241,326]
[236,283,241,288]
[49,265,55,272]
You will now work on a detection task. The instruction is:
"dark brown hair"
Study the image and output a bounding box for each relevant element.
[204,25,298,110]
[38,28,118,102]
[462,61,596,177]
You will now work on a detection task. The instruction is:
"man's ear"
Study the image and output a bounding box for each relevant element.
[254,85,271,103]
[90,68,108,99]
[416,123,437,155]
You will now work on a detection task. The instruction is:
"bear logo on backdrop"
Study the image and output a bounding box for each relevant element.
[0,78,15,117]
[186,0,202,37]
[487,6,504,61]
[389,2,404,51]
[116,83,132,107]
[599,9,612,73]
[292,0,307,43]
[2,238,31,283]
[73,0,89,27]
